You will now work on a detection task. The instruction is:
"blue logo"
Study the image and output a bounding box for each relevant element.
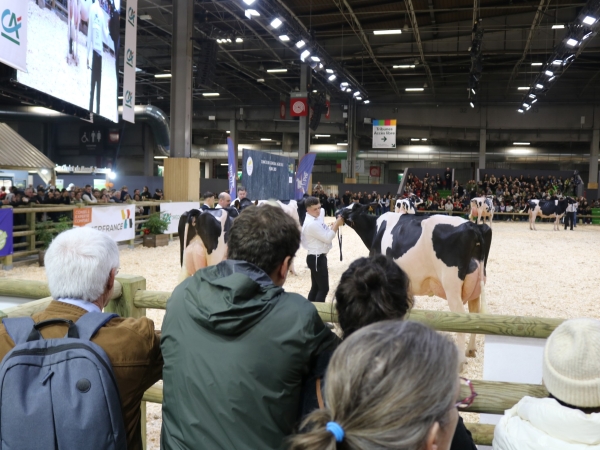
[127,7,136,26]
[126,48,134,67]
[124,90,133,108]
[1,9,21,45]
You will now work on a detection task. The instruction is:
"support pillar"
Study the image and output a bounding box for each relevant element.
[230,118,239,174]
[282,133,294,153]
[204,159,213,179]
[143,125,154,177]
[170,0,193,158]
[589,128,599,190]
[345,100,357,183]
[478,128,486,180]
[298,63,311,160]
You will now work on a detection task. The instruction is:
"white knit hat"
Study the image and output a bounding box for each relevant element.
[543,318,600,408]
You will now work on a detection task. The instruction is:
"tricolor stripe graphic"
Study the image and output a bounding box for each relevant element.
[372,119,397,126]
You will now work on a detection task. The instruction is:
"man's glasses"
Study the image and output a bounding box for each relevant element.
[455,377,478,409]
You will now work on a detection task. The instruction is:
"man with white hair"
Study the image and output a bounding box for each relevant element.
[0,227,162,450]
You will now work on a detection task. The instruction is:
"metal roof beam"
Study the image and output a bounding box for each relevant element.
[405,0,436,94]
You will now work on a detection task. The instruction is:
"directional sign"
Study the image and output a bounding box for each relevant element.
[79,126,106,152]
[372,119,397,148]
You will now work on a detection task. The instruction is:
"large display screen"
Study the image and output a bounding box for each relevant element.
[17,0,120,122]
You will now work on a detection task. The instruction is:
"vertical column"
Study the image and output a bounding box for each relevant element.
[298,63,311,159]
[170,0,193,158]
[478,128,486,179]
[204,160,213,179]
[589,128,599,188]
[143,125,154,177]
[282,133,294,153]
[346,100,357,183]
[230,118,239,173]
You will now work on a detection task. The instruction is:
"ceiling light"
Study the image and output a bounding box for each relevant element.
[518,86,529,90]
[328,74,336,81]
[266,68,287,73]
[326,69,334,74]
[300,50,310,61]
[315,134,330,137]
[583,31,593,40]
[139,14,152,20]
[118,96,123,100]
[552,60,562,65]
[245,9,259,17]
[243,0,255,4]
[421,138,427,141]
[549,76,556,81]
[509,148,533,155]
[470,102,475,108]
[531,62,543,66]
[393,65,415,69]
[532,99,538,103]
[154,156,168,159]
[405,88,424,91]
[257,78,265,82]
[411,138,420,141]
[226,39,232,43]
[545,70,553,76]
[513,142,530,145]
[364,100,370,104]
[296,40,306,48]
[312,90,317,93]
[340,82,349,87]
[337,143,348,146]
[154,73,172,78]
[374,29,402,35]
[236,37,243,43]
[566,38,579,46]
[346,88,352,93]
[135,67,142,72]
[279,35,290,41]
[203,93,220,97]
[356,97,362,100]
[311,56,320,62]
[261,138,272,141]
[583,16,597,25]
[552,24,565,29]
[528,94,536,98]
[270,18,282,28]
[226,131,230,133]
[523,103,530,108]
[535,84,544,89]
[471,88,476,95]
[318,63,323,69]
[518,109,524,113]
[353,91,360,97]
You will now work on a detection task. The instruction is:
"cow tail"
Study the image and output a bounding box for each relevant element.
[181,222,189,267]
[477,230,488,314]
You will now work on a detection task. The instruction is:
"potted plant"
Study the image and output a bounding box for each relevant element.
[35,220,54,267]
[141,213,171,248]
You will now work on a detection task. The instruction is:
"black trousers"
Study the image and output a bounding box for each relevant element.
[89,51,102,114]
[564,211,574,230]
[306,254,329,303]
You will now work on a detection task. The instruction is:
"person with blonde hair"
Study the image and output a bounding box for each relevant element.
[493,318,600,449]
[290,320,470,450]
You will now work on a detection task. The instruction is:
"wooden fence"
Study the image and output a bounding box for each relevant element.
[1,201,167,269]
[0,276,563,447]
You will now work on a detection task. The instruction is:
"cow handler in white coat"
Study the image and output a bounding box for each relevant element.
[493,318,600,450]
[301,196,345,303]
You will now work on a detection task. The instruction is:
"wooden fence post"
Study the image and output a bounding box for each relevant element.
[26,211,36,252]
[105,274,148,449]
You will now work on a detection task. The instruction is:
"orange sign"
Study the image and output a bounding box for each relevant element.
[73,208,93,227]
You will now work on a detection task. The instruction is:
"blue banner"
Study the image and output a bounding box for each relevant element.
[295,153,317,200]
[242,149,294,200]
[227,137,237,198]
[0,209,13,257]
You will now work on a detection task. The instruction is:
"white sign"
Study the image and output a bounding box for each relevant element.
[122,0,138,123]
[246,156,254,176]
[0,0,28,71]
[373,125,397,148]
[341,160,365,175]
[73,205,136,242]
[159,202,200,234]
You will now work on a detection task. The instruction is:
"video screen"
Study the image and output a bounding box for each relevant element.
[17,0,120,123]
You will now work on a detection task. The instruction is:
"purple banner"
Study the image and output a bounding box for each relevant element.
[295,152,317,200]
[0,209,13,257]
[227,137,237,198]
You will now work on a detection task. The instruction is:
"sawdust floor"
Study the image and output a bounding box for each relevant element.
[2,220,600,448]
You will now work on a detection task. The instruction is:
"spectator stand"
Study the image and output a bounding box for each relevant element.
[0,276,576,448]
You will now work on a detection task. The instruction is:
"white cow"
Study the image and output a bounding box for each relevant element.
[67,0,91,65]
[469,196,494,227]
[395,196,423,214]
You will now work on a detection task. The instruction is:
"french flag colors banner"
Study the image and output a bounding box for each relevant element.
[0,209,14,257]
[372,119,397,148]
[295,153,317,200]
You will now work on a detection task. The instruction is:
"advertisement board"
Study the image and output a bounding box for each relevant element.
[0,0,29,71]
[73,205,135,242]
[242,150,294,200]
[159,202,200,234]
[0,209,14,258]
[17,0,121,122]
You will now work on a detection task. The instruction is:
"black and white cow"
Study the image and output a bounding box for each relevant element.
[178,207,239,282]
[469,196,494,227]
[527,197,573,231]
[338,203,492,357]
[395,195,423,214]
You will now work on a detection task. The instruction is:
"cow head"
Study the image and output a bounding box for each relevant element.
[395,195,421,214]
[234,198,257,210]
[336,203,370,226]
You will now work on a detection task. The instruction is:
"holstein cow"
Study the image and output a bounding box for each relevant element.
[338,204,492,357]
[67,0,91,65]
[395,195,423,214]
[527,197,573,231]
[178,207,239,282]
[469,196,494,227]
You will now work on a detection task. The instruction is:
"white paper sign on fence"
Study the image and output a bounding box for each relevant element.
[122,0,138,123]
[0,0,28,71]
[159,202,200,234]
[73,205,136,242]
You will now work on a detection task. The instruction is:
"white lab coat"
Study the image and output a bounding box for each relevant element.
[301,209,335,255]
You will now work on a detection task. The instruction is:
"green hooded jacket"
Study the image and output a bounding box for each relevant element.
[160,260,339,450]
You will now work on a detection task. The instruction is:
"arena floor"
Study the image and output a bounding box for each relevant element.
[1,219,599,448]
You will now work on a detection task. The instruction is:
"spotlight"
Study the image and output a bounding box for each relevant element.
[353,91,360,97]
[552,60,562,65]
[326,69,334,74]
[270,18,282,28]
[108,172,117,180]
[532,99,538,103]
[523,103,530,108]
[364,100,370,104]
[279,35,290,41]
[566,38,579,47]
[296,40,306,48]
[583,16,597,25]
[300,50,310,61]
[346,88,352,93]
[549,76,556,81]
[552,24,565,29]
[340,82,349,87]
[356,97,362,101]
[469,102,475,108]
[245,9,259,17]
[310,56,320,62]
[545,70,553,76]
[328,74,336,81]
[471,88,476,95]
[517,87,529,90]
[535,84,544,89]
[583,31,593,40]
[528,94,536,98]
[518,109,524,113]
[236,37,243,43]
[531,62,543,66]
[243,0,255,4]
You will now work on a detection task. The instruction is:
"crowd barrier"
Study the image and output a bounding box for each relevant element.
[1,201,168,269]
[0,275,564,447]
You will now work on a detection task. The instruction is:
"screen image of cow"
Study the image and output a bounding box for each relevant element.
[242,149,295,201]
[17,0,120,123]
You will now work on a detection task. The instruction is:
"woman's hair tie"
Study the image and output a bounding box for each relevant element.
[326,421,345,442]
